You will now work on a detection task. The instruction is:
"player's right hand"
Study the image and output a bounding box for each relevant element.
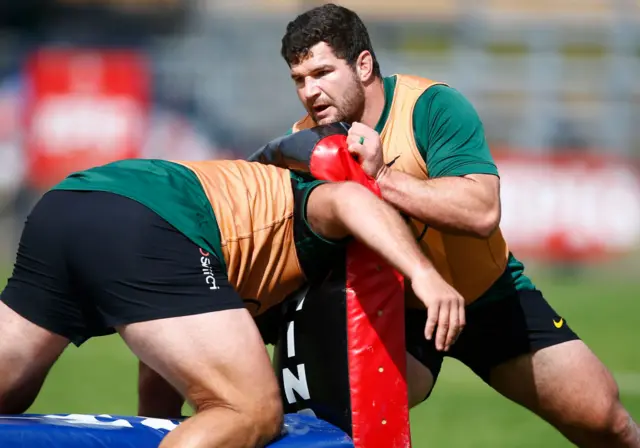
[409,266,466,352]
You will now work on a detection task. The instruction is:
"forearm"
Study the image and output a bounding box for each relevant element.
[333,184,434,280]
[138,361,185,418]
[376,166,499,237]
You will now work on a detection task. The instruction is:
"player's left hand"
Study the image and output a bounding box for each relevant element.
[347,122,384,179]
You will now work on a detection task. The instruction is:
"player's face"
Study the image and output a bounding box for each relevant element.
[290,42,365,125]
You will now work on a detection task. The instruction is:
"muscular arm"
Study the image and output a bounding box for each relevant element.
[377,169,500,238]
[378,86,501,238]
[307,180,466,350]
[307,181,433,280]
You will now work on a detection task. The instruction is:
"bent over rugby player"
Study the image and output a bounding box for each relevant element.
[0,152,464,447]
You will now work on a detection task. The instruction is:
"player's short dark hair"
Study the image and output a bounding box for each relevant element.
[280,3,382,78]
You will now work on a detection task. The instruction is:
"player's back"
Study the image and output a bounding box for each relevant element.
[54,158,310,316]
[176,159,305,313]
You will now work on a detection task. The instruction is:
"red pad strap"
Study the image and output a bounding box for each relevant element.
[310,134,411,448]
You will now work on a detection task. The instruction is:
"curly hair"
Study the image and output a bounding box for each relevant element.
[280,3,381,78]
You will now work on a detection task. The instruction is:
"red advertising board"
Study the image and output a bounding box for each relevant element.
[494,151,640,262]
[23,49,149,190]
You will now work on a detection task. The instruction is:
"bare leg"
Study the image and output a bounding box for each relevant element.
[407,352,435,408]
[490,340,639,447]
[118,308,283,448]
[138,361,185,418]
[0,301,69,413]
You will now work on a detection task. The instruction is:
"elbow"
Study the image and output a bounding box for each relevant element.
[473,205,501,239]
[333,182,370,210]
[316,182,370,240]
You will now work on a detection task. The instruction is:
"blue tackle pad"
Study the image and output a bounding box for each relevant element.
[0,413,354,447]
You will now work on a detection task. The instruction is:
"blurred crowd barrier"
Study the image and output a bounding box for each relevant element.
[0,0,639,268]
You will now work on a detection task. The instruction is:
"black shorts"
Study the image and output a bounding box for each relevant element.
[1,190,243,346]
[406,289,580,394]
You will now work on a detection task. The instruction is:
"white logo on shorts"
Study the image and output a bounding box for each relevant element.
[199,248,220,290]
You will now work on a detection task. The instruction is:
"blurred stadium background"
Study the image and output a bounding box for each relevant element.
[0,0,638,446]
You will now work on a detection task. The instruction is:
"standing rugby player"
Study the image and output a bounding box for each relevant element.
[275,4,639,446]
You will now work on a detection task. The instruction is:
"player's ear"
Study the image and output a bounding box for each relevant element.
[356,51,374,83]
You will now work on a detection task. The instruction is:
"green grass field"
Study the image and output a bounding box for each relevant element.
[1,270,638,447]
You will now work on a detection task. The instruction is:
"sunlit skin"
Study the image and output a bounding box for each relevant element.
[289,42,385,128]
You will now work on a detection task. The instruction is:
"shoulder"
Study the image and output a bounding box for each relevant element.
[412,85,485,156]
[414,85,480,123]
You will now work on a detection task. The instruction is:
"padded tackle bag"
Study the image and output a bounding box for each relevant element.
[0,413,353,447]
[251,124,412,448]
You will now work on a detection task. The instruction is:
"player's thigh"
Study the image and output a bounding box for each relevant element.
[490,339,620,425]
[483,290,618,425]
[453,290,620,423]
[0,301,69,412]
[118,307,280,413]
[405,308,441,407]
[63,194,280,410]
[447,290,578,382]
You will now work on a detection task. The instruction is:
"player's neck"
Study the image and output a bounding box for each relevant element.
[358,77,386,129]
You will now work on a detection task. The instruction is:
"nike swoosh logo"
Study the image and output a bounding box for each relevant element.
[553,318,564,328]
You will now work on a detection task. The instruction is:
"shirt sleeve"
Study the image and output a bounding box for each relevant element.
[413,85,499,178]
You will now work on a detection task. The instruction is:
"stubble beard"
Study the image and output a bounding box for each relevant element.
[313,78,366,126]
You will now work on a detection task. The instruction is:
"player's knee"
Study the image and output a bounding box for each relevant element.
[579,389,633,442]
[0,369,45,414]
[408,373,433,408]
[249,391,284,445]
[407,354,435,408]
[595,401,635,442]
[192,384,283,445]
[0,386,38,414]
[239,382,284,444]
